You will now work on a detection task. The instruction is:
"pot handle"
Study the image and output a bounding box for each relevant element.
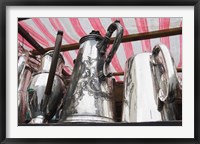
[97,20,124,76]
[100,20,123,76]
[45,30,63,95]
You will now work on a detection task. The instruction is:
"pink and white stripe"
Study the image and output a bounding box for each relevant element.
[135,18,152,52]
[18,34,34,50]
[19,21,50,47]
[111,18,134,59]
[18,18,182,81]
[32,18,56,44]
[159,18,170,49]
[96,18,123,81]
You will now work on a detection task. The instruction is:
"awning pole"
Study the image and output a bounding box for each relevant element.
[18,24,46,55]
[31,27,182,55]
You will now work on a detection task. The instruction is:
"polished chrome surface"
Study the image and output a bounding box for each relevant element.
[151,44,181,120]
[27,51,65,123]
[60,21,123,123]
[122,53,162,122]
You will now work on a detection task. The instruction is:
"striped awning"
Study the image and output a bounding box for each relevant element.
[18,18,182,81]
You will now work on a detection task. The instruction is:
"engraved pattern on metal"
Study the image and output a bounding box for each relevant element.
[60,21,123,123]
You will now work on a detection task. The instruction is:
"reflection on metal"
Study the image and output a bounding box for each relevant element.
[122,53,162,122]
[27,51,65,124]
[18,48,40,123]
[18,67,32,123]
[18,52,27,83]
[122,44,182,122]
[60,20,124,123]
[151,44,182,120]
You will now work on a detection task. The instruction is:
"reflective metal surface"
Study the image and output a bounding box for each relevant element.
[18,50,40,123]
[18,50,40,84]
[122,53,162,122]
[60,21,123,123]
[18,53,27,82]
[18,67,32,123]
[151,44,181,120]
[27,51,65,123]
[122,44,182,122]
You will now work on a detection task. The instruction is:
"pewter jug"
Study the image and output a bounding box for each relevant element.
[60,20,123,123]
[27,31,65,123]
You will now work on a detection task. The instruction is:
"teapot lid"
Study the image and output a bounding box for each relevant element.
[79,30,103,44]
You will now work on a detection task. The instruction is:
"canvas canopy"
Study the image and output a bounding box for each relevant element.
[18,17,182,81]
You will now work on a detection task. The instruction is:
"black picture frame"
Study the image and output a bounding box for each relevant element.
[0,0,199,143]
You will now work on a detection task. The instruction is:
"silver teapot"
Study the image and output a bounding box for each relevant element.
[59,20,124,123]
[27,31,65,123]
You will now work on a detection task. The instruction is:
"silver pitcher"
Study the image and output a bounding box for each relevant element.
[122,44,182,122]
[18,48,40,123]
[122,53,162,122]
[59,20,123,123]
[151,44,182,121]
[27,31,65,123]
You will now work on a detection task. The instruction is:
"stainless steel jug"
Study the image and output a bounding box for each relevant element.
[27,31,65,123]
[18,49,40,123]
[60,20,123,123]
[122,44,182,122]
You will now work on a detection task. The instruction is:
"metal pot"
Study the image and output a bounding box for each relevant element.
[27,31,65,123]
[122,44,182,122]
[59,20,124,123]
[27,50,65,123]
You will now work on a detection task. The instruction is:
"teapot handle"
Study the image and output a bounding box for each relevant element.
[101,20,123,76]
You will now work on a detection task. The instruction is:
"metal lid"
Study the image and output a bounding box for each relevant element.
[79,30,103,44]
